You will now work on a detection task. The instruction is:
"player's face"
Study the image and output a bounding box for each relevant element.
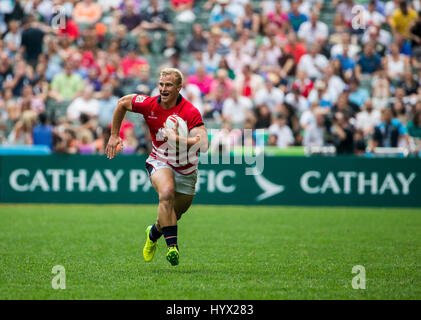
[158,74,181,104]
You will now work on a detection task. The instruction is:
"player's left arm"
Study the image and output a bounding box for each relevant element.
[187,125,209,152]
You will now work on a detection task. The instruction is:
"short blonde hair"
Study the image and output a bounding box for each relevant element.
[159,67,183,86]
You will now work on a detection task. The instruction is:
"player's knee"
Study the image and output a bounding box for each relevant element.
[159,186,175,203]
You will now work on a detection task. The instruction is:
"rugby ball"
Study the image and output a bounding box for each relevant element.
[165,115,189,138]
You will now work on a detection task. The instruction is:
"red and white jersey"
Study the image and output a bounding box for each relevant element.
[131,94,204,175]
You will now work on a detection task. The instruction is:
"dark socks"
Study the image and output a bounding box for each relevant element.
[162,225,178,249]
[149,223,162,242]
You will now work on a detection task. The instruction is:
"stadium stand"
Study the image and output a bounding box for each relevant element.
[0,0,421,156]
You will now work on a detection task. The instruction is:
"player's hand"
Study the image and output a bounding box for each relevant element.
[162,122,178,144]
[105,135,123,159]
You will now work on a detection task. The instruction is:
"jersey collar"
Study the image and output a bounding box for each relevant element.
[157,94,183,106]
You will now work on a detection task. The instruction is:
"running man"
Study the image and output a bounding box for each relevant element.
[105,68,208,266]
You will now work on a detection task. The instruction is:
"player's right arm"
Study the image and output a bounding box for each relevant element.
[105,94,135,159]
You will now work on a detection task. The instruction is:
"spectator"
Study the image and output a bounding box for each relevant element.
[288,0,308,32]
[222,87,253,127]
[142,0,171,31]
[66,85,99,121]
[307,79,335,108]
[120,48,149,78]
[236,2,260,35]
[160,51,190,77]
[371,71,391,110]
[330,111,354,154]
[300,101,318,130]
[348,77,370,108]
[365,0,385,15]
[72,0,102,26]
[161,31,182,58]
[186,24,208,53]
[284,83,309,115]
[18,84,45,114]
[255,30,283,72]
[329,13,349,45]
[336,0,356,27]
[3,20,21,56]
[98,85,119,127]
[369,107,409,150]
[331,32,360,59]
[171,0,196,24]
[392,100,410,125]
[297,11,329,45]
[298,44,329,80]
[209,68,233,99]
[234,65,265,99]
[267,133,278,146]
[254,74,285,112]
[303,108,326,148]
[383,43,410,82]
[135,31,152,56]
[7,109,37,145]
[2,60,32,97]
[355,98,381,136]
[292,69,314,98]
[355,42,382,80]
[210,120,241,154]
[77,128,95,154]
[21,14,48,67]
[268,113,294,148]
[262,0,288,30]
[278,42,296,78]
[353,129,367,154]
[333,91,360,118]
[209,0,236,34]
[203,42,222,74]
[119,0,143,32]
[2,88,20,122]
[410,13,421,55]
[32,112,53,150]
[255,104,272,129]
[323,63,346,104]
[187,65,214,96]
[23,0,54,23]
[401,69,418,96]
[203,85,225,119]
[130,65,156,96]
[390,0,418,40]
[87,68,102,92]
[122,127,138,154]
[284,32,307,65]
[407,110,421,154]
[180,80,204,115]
[58,18,80,43]
[362,0,386,27]
[50,61,84,102]
[226,41,252,77]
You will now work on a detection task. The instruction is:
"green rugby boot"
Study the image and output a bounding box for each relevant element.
[143,225,157,262]
[166,245,179,266]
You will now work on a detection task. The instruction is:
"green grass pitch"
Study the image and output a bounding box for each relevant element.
[0,204,420,299]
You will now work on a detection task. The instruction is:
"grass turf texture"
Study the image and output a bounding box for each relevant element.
[0,204,420,300]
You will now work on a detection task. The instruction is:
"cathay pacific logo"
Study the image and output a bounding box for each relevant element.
[251,167,285,201]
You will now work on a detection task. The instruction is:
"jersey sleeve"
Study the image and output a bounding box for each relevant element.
[131,94,151,115]
[187,105,204,131]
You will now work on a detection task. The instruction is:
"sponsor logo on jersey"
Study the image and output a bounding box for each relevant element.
[135,95,146,103]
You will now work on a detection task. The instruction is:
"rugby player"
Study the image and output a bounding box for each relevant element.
[105,68,208,266]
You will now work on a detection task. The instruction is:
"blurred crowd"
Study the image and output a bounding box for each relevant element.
[1,0,421,155]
